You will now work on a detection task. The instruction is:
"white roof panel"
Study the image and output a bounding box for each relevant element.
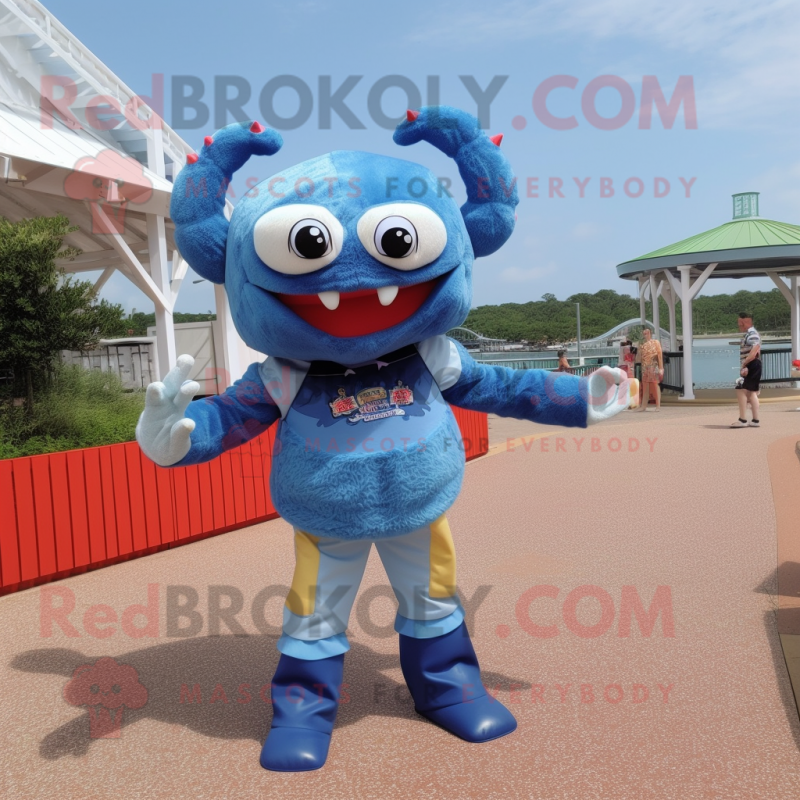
[0,100,173,195]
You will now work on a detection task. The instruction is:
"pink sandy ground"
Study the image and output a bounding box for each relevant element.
[1,401,800,800]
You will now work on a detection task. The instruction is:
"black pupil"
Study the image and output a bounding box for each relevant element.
[381,227,414,258]
[293,224,328,258]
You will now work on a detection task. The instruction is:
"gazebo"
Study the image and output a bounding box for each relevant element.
[616,193,800,399]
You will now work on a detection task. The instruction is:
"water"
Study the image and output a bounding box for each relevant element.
[689,338,740,388]
[474,336,792,389]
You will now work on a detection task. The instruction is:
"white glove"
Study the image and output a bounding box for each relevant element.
[135,354,200,466]
[585,366,631,426]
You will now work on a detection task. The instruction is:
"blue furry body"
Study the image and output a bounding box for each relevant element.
[269,411,464,540]
[164,107,589,541]
[177,338,588,540]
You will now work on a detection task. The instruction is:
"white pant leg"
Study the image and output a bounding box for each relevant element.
[375,515,464,639]
[278,530,372,659]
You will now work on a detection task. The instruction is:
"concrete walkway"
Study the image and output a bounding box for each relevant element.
[2,401,800,799]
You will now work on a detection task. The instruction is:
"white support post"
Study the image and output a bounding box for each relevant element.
[88,203,171,309]
[146,129,176,379]
[146,215,175,379]
[792,277,800,390]
[214,283,241,390]
[649,273,661,342]
[678,266,695,400]
[170,249,189,305]
[792,275,800,360]
[661,273,678,351]
[662,269,682,303]
[639,277,647,326]
[675,262,717,400]
[687,262,718,302]
[92,265,116,295]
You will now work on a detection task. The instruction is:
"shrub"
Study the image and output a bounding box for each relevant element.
[0,364,144,459]
[0,215,128,401]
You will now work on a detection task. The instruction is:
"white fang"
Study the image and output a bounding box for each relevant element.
[318,291,340,310]
[377,285,399,306]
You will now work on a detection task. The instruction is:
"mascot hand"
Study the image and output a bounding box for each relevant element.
[135,354,199,466]
[585,366,632,425]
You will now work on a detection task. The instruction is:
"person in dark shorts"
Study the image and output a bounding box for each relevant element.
[731,312,762,428]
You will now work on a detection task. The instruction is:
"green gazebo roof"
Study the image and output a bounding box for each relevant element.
[617,193,800,279]
[633,218,800,259]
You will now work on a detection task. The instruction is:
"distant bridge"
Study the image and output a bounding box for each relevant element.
[446,327,507,345]
[579,318,672,345]
[447,320,671,349]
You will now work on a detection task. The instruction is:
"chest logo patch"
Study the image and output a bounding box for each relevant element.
[329,381,415,424]
[329,388,358,417]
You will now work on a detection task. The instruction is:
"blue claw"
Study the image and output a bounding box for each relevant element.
[171,121,283,284]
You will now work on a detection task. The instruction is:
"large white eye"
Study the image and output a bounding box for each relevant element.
[374,216,416,258]
[253,204,343,275]
[357,203,447,270]
[290,219,332,259]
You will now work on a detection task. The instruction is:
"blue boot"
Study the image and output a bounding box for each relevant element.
[399,622,517,742]
[259,653,344,772]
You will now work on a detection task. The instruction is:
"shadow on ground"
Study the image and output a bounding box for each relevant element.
[11,634,531,760]
[754,567,800,751]
[762,609,800,751]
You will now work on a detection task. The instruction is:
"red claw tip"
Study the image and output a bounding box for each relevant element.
[204,136,213,146]
[406,109,420,122]
[489,133,504,147]
[186,153,199,164]
[250,121,265,133]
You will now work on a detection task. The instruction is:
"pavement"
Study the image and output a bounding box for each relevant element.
[2,400,800,799]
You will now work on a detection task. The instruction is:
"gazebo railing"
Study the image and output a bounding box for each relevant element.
[477,356,619,375]
[470,349,795,388]
[660,352,684,392]
[551,363,607,377]
[640,348,794,393]
[761,348,795,383]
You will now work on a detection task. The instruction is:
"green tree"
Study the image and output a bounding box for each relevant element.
[463,287,791,342]
[0,215,127,406]
[122,311,218,336]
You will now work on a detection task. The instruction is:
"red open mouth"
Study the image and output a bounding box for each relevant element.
[276,278,438,337]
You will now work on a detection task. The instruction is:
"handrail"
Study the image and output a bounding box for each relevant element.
[476,347,796,391]
[476,355,619,377]
[761,348,796,383]
[549,364,605,377]
[660,351,684,392]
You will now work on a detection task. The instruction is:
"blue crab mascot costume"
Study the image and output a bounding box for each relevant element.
[136,107,632,771]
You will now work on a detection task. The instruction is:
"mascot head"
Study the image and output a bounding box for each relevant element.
[171,107,518,363]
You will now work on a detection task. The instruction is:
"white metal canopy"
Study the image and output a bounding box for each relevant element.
[0,0,254,385]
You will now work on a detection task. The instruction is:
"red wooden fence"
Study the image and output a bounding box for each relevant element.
[0,408,488,596]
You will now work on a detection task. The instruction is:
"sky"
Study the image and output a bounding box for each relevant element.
[36,0,800,315]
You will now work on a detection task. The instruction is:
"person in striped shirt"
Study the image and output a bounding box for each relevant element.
[731,312,761,428]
